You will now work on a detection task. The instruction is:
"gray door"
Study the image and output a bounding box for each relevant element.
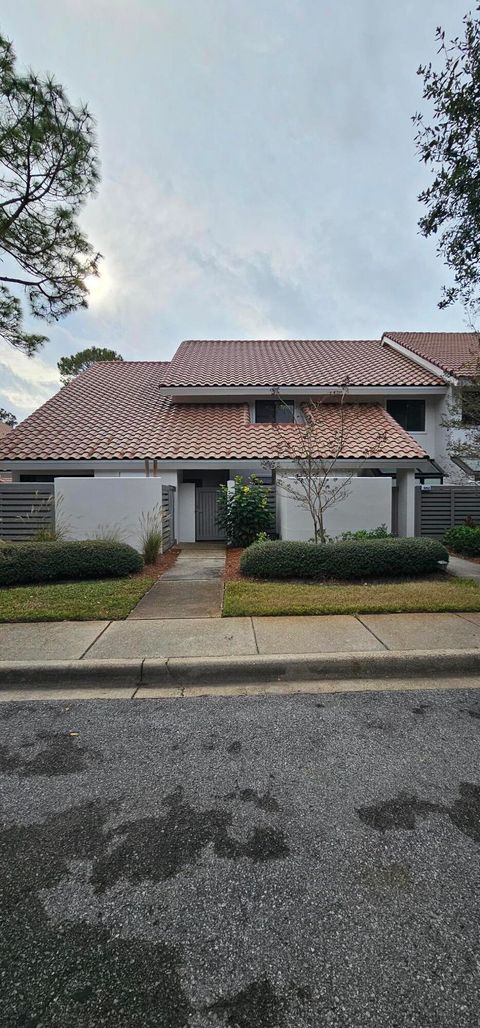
[195,488,226,541]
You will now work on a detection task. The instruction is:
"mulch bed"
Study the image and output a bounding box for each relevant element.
[224,547,244,581]
[136,545,181,579]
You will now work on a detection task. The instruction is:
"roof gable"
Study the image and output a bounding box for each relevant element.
[384,332,480,378]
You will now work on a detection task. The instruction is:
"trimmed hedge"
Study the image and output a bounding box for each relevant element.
[239,538,449,581]
[443,525,480,557]
[0,539,143,587]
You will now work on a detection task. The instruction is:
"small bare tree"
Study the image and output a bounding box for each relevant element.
[266,386,387,543]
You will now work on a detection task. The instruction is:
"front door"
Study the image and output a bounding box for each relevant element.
[195,488,226,541]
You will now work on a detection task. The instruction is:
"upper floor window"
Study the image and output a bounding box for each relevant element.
[386,398,425,432]
[255,399,295,424]
[461,386,480,425]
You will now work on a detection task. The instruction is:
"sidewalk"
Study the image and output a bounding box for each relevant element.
[447,554,480,581]
[1,611,480,692]
[128,543,226,619]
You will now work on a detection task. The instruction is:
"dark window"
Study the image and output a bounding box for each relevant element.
[386,399,425,432]
[461,387,480,426]
[255,399,294,424]
[19,473,94,482]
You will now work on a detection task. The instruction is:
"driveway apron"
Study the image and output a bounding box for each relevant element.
[128,544,226,619]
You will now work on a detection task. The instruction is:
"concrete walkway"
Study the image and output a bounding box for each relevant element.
[447,554,480,581]
[128,543,226,619]
[2,611,480,661]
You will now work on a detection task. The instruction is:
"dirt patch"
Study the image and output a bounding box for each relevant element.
[137,545,181,580]
[225,547,244,581]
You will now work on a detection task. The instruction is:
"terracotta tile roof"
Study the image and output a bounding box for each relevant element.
[0,361,427,462]
[384,332,480,378]
[0,423,12,438]
[159,339,442,387]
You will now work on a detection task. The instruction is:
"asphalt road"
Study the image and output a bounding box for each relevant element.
[1,687,480,1027]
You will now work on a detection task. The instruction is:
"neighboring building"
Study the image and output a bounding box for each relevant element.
[382,331,480,483]
[0,333,476,541]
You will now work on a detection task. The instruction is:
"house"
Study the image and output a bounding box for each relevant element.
[0,332,477,543]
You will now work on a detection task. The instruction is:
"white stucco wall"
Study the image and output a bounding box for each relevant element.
[408,396,438,462]
[178,483,195,542]
[277,476,392,541]
[56,477,164,552]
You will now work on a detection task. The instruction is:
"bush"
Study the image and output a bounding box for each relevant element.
[443,524,480,556]
[31,528,59,543]
[217,475,273,547]
[0,539,143,587]
[336,524,393,541]
[138,506,163,564]
[239,537,449,581]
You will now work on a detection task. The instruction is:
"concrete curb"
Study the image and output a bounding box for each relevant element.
[0,648,480,690]
[0,659,145,689]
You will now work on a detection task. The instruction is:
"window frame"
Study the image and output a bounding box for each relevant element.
[254,398,295,424]
[386,398,426,433]
[461,386,480,426]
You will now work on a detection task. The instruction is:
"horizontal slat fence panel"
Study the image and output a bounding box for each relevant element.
[162,486,176,551]
[415,485,480,538]
[0,483,55,541]
[264,484,277,531]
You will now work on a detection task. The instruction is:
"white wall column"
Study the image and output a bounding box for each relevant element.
[178,483,196,542]
[396,469,416,537]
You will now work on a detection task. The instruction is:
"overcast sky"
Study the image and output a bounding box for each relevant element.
[0,0,469,419]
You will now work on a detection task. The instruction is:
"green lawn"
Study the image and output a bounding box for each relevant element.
[0,576,155,623]
[223,576,480,617]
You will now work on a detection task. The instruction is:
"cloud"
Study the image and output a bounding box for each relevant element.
[0,341,60,416]
[79,166,321,346]
[0,0,469,421]
[0,343,60,387]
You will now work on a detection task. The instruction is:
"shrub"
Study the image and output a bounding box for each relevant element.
[239,537,449,581]
[0,539,143,587]
[217,475,273,547]
[138,506,163,564]
[443,524,480,556]
[336,524,393,541]
[31,528,59,542]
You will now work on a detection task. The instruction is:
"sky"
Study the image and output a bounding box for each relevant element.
[0,0,470,420]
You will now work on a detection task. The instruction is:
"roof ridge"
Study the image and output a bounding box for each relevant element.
[179,338,381,344]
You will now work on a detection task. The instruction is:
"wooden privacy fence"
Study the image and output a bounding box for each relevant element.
[162,485,176,550]
[0,481,177,549]
[0,483,55,541]
[415,485,480,538]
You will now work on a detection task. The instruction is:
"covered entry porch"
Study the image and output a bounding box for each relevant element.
[178,470,228,542]
[176,463,274,543]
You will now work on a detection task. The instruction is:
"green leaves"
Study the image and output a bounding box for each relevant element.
[443,524,480,556]
[414,10,480,312]
[0,540,143,587]
[240,538,449,581]
[0,285,47,355]
[57,347,123,385]
[0,406,16,427]
[0,33,100,353]
[217,475,273,548]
